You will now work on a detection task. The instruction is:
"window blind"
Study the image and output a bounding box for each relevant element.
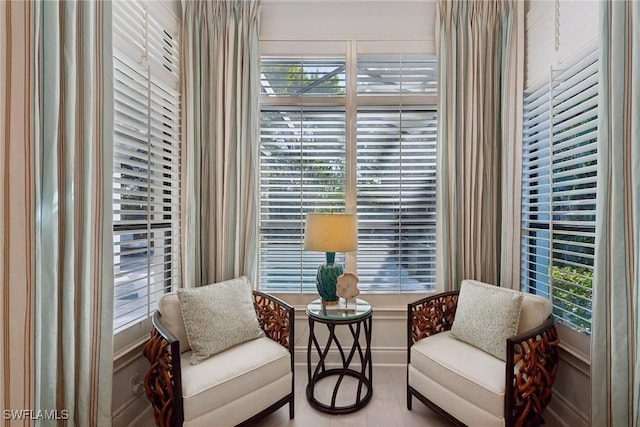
[259,51,437,293]
[260,107,347,292]
[113,1,181,333]
[357,56,437,95]
[521,49,597,335]
[356,108,437,292]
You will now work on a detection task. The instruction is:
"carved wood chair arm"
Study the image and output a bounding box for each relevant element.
[407,291,460,347]
[143,311,184,427]
[252,291,295,356]
[505,317,560,427]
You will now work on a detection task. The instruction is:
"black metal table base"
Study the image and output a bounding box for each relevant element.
[306,313,373,414]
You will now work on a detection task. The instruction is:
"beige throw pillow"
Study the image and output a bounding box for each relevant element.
[450,280,523,361]
[177,276,264,365]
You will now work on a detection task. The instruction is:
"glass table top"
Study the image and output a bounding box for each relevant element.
[306,298,372,321]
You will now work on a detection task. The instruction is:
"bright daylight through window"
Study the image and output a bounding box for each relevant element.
[259,48,437,294]
[112,1,181,333]
[520,49,597,335]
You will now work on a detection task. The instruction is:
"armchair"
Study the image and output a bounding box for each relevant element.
[143,287,294,427]
[407,280,559,427]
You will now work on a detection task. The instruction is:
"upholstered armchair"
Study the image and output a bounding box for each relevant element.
[143,278,294,427]
[407,280,560,427]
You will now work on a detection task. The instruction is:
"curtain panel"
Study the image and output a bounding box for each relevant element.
[591,1,640,426]
[1,0,36,416]
[182,0,260,288]
[435,0,524,291]
[33,1,114,425]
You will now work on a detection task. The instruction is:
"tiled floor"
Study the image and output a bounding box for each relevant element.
[140,364,565,427]
[250,365,455,427]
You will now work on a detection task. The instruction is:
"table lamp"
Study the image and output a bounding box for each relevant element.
[303,213,358,304]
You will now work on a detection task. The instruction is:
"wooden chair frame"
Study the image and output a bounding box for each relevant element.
[143,290,295,427]
[407,291,560,427]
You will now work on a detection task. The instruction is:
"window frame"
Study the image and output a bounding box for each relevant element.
[258,40,438,296]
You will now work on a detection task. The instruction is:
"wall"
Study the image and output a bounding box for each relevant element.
[524,1,598,426]
[261,0,436,42]
[525,0,599,88]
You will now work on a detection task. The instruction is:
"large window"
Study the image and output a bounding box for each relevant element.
[259,45,437,293]
[520,49,597,335]
[112,1,181,333]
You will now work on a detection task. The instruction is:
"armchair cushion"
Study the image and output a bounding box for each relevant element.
[178,276,264,365]
[180,336,291,423]
[519,292,553,334]
[410,330,505,419]
[450,280,523,360]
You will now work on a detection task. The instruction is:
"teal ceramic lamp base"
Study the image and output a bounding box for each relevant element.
[316,252,343,304]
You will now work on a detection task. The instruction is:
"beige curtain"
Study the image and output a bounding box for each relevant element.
[2,2,114,424]
[182,0,260,287]
[499,2,525,290]
[591,1,640,425]
[1,0,36,416]
[435,0,524,291]
[33,1,114,425]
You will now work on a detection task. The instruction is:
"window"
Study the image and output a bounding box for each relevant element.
[112,1,181,333]
[520,49,597,335]
[356,108,437,292]
[259,45,437,293]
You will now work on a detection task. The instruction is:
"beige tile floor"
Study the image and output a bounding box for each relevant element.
[250,365,455,427]
[141,364,565,427]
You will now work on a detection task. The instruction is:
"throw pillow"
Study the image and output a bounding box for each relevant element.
[450,280,523,361]
[177,276,264,365]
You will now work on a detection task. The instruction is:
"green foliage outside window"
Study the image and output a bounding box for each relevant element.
[551,265,593,334]
[262,64,344,96]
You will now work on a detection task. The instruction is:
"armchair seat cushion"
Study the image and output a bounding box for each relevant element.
[410,331,505,418]
[180,336,291,423]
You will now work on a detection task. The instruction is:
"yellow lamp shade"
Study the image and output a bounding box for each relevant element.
[303,213,358,253]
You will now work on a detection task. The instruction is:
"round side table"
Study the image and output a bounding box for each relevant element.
[306,298,373,414]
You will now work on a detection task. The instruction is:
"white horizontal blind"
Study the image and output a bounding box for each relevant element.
[357,56,437,95]
[260,107,346,292]
[259,50,437,293]
[356,109,437,292]
[521,49,597,335]
[112,1,181,333]
[521,83,552,300]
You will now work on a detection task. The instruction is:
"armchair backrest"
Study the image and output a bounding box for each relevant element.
[461,280,552,335]
[157,292,191,353]
[519,292,552,335]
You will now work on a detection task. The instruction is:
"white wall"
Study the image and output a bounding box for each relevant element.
[525,0,599,89]
[261,0,436,42]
